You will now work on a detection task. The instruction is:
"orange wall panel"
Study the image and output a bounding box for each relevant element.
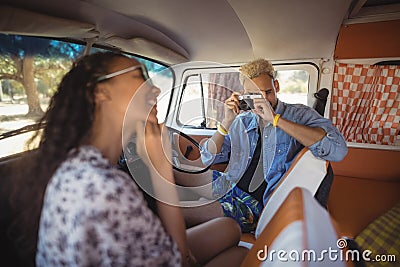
[335,19,400,59]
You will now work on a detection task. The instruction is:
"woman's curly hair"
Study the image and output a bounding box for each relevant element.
[9,51,127,264]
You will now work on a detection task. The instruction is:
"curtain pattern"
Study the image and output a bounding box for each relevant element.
[331,63,400,145]
[207,72,242,127]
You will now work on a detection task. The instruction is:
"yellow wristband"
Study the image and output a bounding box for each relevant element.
[273,114,280,127]
[217,124,228,136]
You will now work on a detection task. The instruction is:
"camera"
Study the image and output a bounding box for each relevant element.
[238,94,263,110]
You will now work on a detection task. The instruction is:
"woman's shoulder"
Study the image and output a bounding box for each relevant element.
[49,146,143,205]
[38,146,181,266]
[43,145,162,240]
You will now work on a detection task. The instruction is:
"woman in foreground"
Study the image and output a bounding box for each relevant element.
[10,52,248,266]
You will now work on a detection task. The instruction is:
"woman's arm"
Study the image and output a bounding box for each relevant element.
[136,120,190,266]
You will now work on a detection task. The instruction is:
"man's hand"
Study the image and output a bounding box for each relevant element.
[252,98,275,124]
[222,92,241,129]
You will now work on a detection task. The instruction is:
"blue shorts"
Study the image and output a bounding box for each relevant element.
[212,170,263,233]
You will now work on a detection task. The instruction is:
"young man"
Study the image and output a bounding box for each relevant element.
[176,58,347,232]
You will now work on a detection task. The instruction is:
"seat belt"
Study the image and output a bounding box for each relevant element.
[236,128,267,202]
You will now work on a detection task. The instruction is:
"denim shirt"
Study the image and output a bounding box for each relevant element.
[200,100,348,205]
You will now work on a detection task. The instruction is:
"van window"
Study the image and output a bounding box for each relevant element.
[177,64,316,129]
[178,72,243,128]
[178,74,205,127]
[0,34,172,157]
[276,69,309,105]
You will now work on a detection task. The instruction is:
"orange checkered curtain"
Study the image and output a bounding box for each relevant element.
[331,63,400,145]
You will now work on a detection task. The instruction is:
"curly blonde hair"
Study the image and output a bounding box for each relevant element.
[239,58,275,85]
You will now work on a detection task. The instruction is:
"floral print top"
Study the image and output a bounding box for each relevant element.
[36,146,181,267]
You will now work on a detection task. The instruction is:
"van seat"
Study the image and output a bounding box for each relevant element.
[255,148,328,238]
[355,201,400,266]
[241,187,347,267]
[328,147,400,237]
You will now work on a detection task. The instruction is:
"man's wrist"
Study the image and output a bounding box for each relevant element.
[273,114,281,127]
[221,118,233,130]
[217,123,228,136]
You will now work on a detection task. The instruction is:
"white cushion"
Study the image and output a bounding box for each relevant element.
[260,221,303,267]
[256,150,327,238]
[259,188,345,267]
[302,188,345,267]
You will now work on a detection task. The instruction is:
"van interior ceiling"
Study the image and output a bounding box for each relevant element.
[1,0,400,63]
[0,0,356,64]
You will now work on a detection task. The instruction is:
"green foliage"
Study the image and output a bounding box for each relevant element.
[0,55,16,74]
[9,80,24,94]
[276,70,309,94]
[288,70,308,83]
[0,34,84,98]
[1,79,24,95]
[34,56,74,95]
[0,34,170,101]
[281,81,308,93]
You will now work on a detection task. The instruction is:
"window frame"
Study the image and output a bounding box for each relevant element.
[0,33,174,159]
[174,62,319,131]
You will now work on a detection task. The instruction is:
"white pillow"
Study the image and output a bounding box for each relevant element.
[259,188,345,267]
[256,150,327,238]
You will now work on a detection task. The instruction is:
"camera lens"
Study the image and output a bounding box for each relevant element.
[239,100,251,110]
